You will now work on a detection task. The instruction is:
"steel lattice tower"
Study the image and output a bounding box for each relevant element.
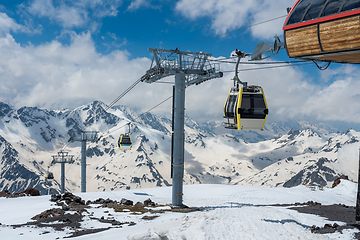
[69,131,98,192]
[141,48,223,207]
[51,150,74,194]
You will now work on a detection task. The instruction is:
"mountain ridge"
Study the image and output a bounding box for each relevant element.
[0,101,358,194]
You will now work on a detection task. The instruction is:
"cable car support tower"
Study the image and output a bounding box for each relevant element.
[51,150,74,194]
[141,48,223,207]
[69,131,98,193]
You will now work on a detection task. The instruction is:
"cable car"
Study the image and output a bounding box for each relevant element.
[118,123,132,150]
[224,85,268,130]
[283,0,360,63]
[46,172,54,181]
[118,133,132,150]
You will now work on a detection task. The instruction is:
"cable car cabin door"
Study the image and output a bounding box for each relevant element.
[238,87,268,130]
[118,134,132,150]
[224,87,242,129]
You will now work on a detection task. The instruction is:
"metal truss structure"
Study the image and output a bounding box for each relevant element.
[141,48,223,207]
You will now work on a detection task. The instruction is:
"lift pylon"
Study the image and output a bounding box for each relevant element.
[141,48,223,207]
[69,131,98,192]
[51,150,74,194]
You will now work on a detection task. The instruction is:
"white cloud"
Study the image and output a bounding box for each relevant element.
[174,0,360,125]
[0,12,30,35]
[126,0,161,12]
[1,6,360,126]
[250,0,291,39]
[175,0,291,40]
[183,56,360,125]
[127,0,148,11]
[299,72,360,122]
[25,0,86,28]
[0,30,175,117]
[1,30,360,125]
[24,0,122,29]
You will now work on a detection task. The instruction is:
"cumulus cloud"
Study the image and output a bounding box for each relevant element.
[126,0,161,12]
[0,31,154,110]
[0,12,30,35]
[23,0,122,29]
[300,69,360,122]
[184,55,360,125]
[127,0,149,11]
[1,30,360,125]
[175,0,291,40]
[1,0,360,126]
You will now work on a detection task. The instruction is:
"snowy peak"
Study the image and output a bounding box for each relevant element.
[0,102,12,118]
[240,127,360,188]
[0,134,58,194]
[282,157,337,187]
[320,128,360,153]
[0,101,359,194]
[283,128,320,141]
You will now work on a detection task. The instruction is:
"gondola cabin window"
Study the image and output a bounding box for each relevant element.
[239,94,267,119]
[286,0,314,25]
[342,0,360,12]
[321,0,343,17]
[118,133,132,150]
[225,94,238,118]
[302,0,328,21]
[121,136,131,145]
[285,0,360,26]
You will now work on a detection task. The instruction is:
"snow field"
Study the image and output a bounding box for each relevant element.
[0,181,359,239]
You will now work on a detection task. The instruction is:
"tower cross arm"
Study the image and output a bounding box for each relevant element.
[141,48,223,85]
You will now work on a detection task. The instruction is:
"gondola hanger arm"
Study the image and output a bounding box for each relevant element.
[232,49,249,89]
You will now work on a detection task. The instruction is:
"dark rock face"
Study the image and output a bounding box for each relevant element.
[283,158,339,188]
[121,198,133,206]
[0,135,57,195]
[0,102,12,117]
[23,188,40,196]
[332,175,349,188]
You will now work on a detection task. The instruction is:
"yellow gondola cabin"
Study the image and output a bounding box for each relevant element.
[224,85,268,130]
[118,133,132,150]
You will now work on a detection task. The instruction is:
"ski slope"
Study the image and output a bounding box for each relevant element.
[0,181,358,239]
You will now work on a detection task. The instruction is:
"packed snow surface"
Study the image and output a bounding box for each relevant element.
[0,181,358,239]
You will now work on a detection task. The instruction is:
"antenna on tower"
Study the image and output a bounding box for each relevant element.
[141,48,223,207]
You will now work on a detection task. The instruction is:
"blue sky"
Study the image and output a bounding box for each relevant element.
[1,0,360,131]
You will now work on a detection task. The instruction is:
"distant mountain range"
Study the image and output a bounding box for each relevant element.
[0,101,358,194]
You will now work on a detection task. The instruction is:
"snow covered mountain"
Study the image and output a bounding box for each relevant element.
[0,101,358,194]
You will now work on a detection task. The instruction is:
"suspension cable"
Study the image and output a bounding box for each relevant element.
[100,95,173,139]
[63,95,173,181]
[177,15,287,49]
[104,78,142,112]
[209,58,310,64]
[221,62,314,73]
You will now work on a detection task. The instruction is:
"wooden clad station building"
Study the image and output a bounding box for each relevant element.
[284,0,360,63]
